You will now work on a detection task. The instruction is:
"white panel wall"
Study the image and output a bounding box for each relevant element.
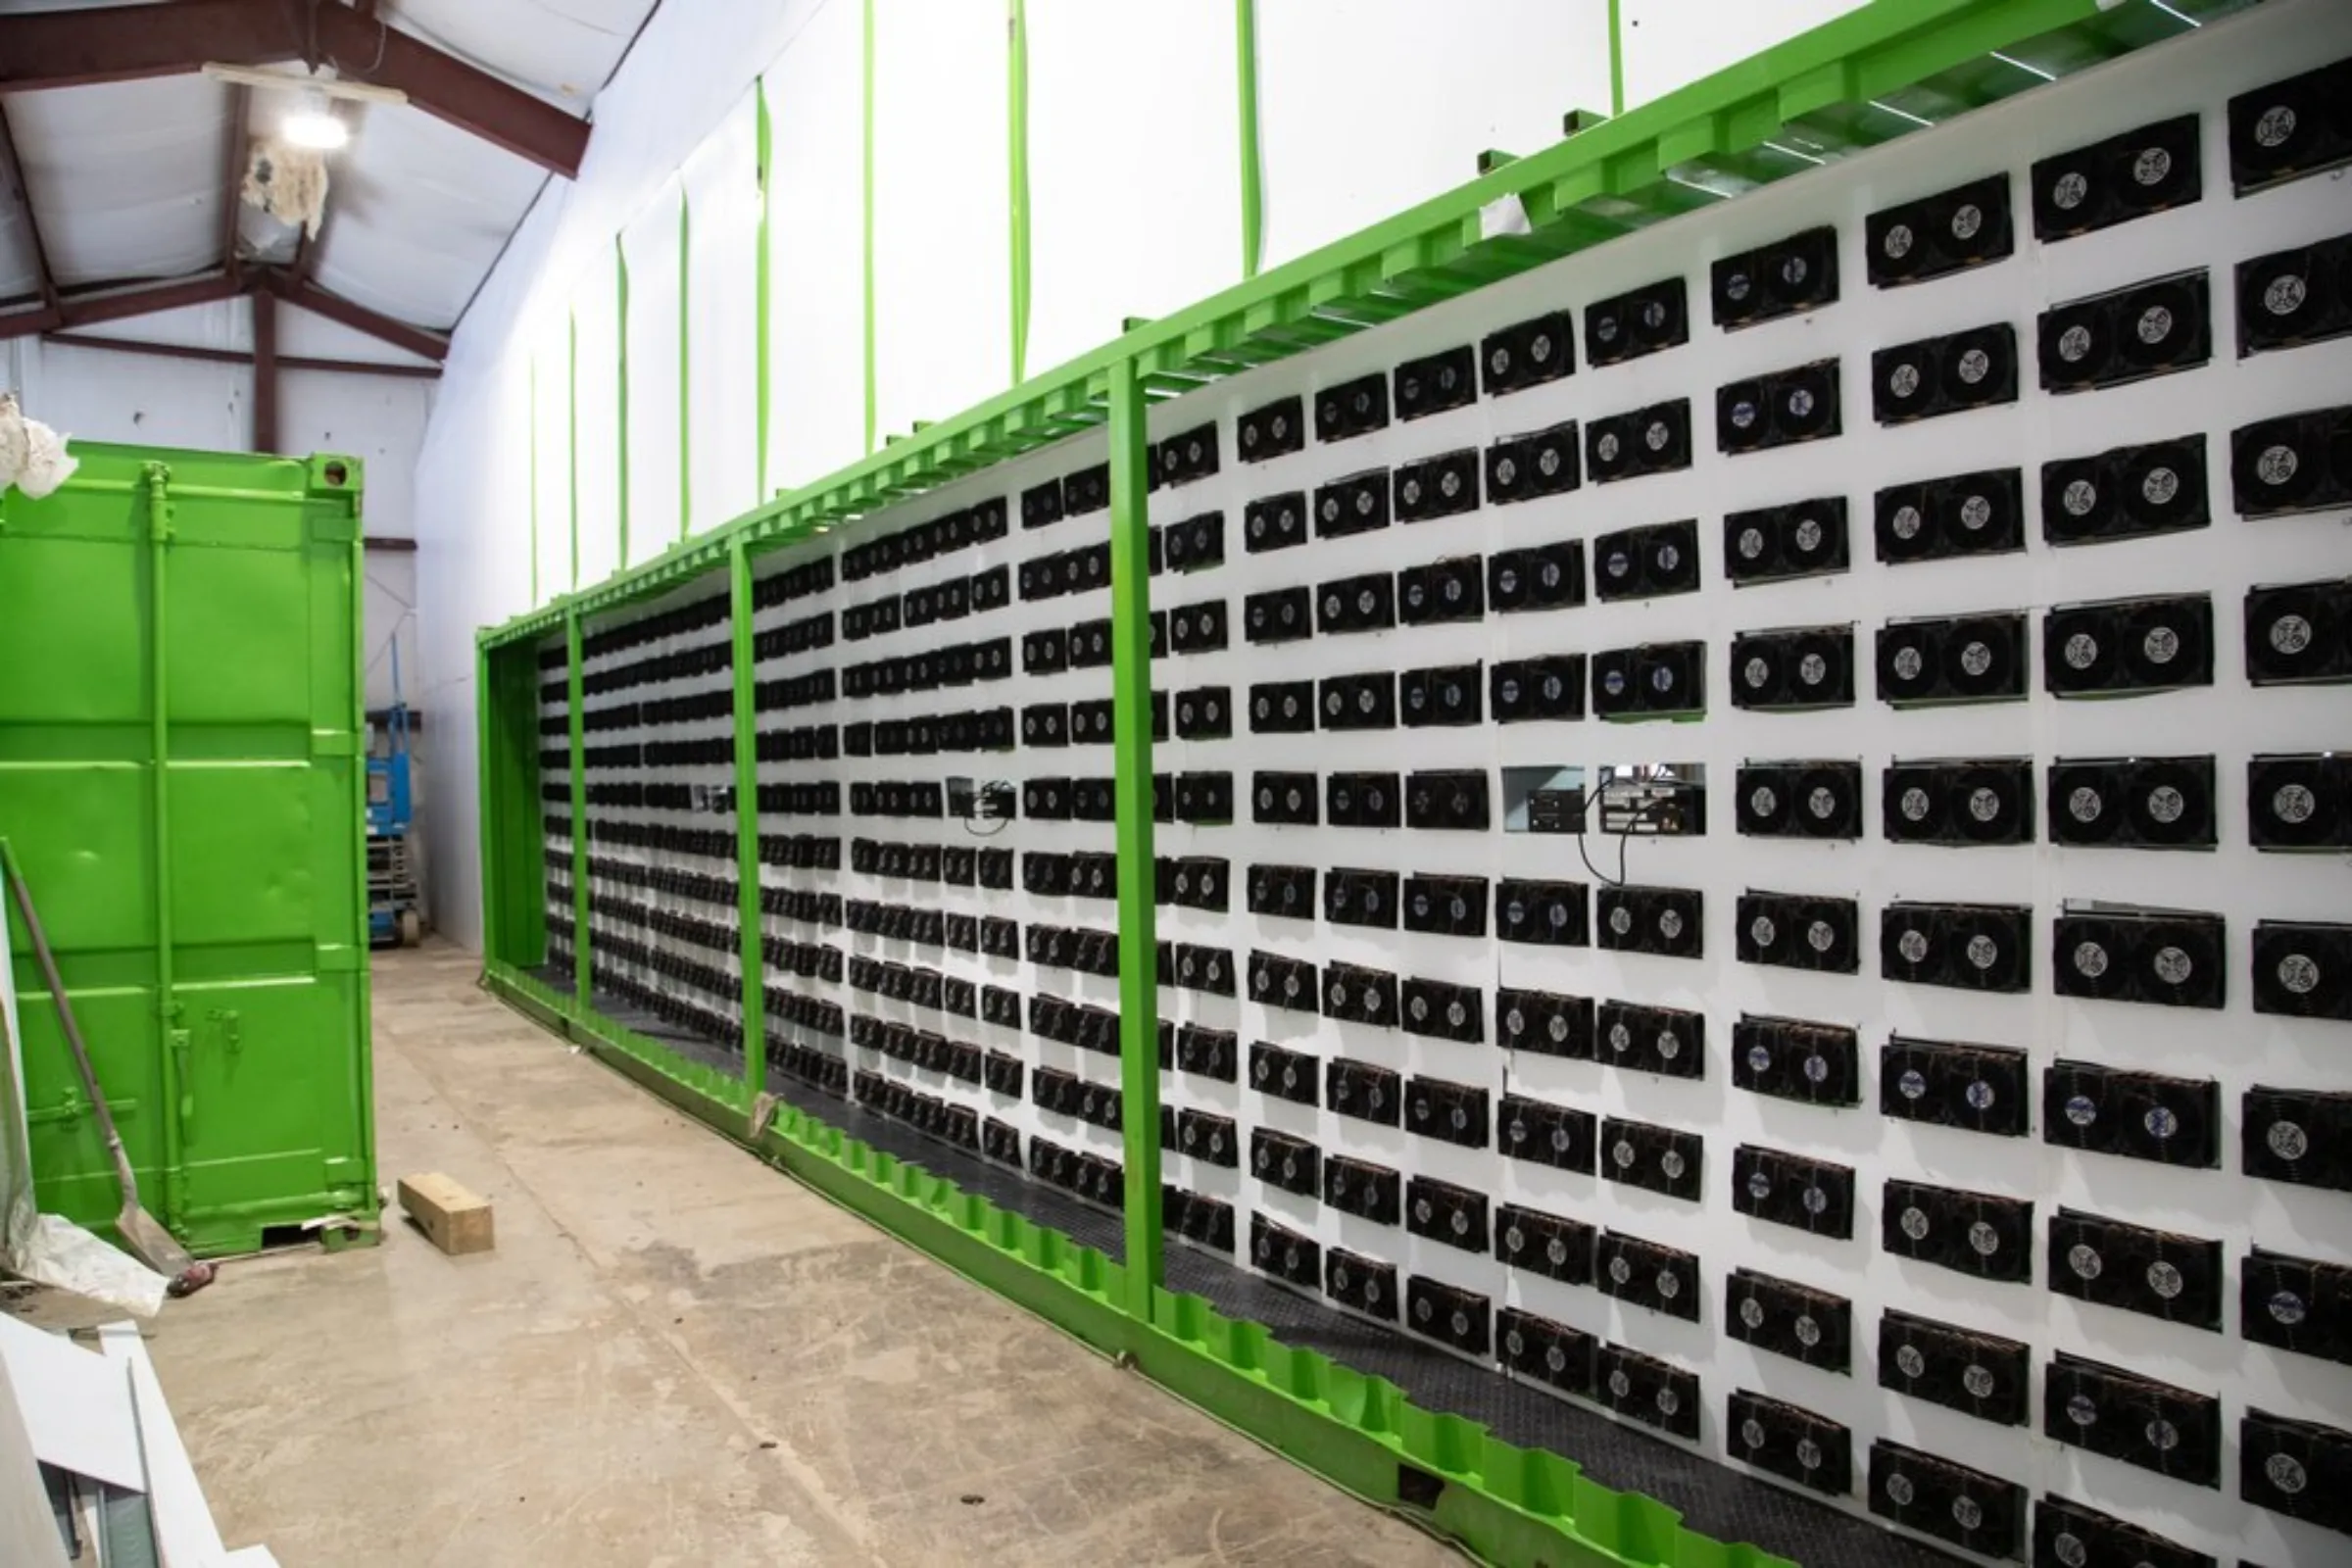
[765,0,869,491]
[8,340,248,454]
[570,270,623,589]
[1620,0,1869,110]
[8,337,431,522]
[1025,1,1240,375]
[623,182,688,566]
[528,324,575,597]
[416,0,830,946]
[415,0,2113,949]
[871,0,1010,440]
[1254,0,1613,270]
[683,90,762,530]
[279,368,433,541]
[363,551,418,712]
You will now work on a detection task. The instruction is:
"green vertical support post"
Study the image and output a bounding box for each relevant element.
[1106,358,1160,1319]
[860,0,877,456]
[615,235,632,568]
[476,642,504,966]
[1006,0,1032,384]
[341,477,378,1193]
[1608,0,1627,117]
[567,610,590,1011]
[729,539,767,1096]
[141,463,187,1228]
[756,80,772,502]
[475,643,550,969]
[679,193,694,542]
[1235,0,1263,278]
[528,359,540,605]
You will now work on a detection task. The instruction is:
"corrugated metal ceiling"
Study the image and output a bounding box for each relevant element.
[0,0,660,342]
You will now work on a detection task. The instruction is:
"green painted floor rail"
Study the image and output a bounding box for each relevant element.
[474,3,2247,1564]
[0,442,379,1256]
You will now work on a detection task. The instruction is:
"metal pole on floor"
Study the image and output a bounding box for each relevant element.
[1106,357,1160,1320]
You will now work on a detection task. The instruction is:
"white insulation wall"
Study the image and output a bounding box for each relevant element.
[416,0,1875,946]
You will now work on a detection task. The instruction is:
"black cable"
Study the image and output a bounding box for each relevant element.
[960,780,1015,837]
[1575,813,1612,887]
[1574,788,1674,888]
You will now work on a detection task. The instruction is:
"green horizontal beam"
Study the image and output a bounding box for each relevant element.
[482,0,2224,651]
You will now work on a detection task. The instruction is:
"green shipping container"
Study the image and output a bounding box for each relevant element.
[0,442,378,1255]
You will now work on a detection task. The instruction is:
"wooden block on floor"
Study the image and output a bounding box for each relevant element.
[396,1173,495,1256]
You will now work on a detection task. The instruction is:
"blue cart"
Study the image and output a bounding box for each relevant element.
[368,696,422,947]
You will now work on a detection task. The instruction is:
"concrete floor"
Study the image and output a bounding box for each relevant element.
[93,946,1464,1567]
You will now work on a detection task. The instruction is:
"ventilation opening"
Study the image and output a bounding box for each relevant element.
[1396,1464,1446,1510]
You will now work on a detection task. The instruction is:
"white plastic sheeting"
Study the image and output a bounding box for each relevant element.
[621,181,686,566]
[568,257,622,588]
[530,317,577,596]
[681,89,761,530]
[1025,1,1241,377]
[763,0,867,492]
[1619,0,1869,108]
[870,0,1009,444]
[390,0,659,110]
[3,75,227,288]
[1253,0,1613,270]
[311,103,550,331]
[0,180,38,303]
[412,0,1908,948]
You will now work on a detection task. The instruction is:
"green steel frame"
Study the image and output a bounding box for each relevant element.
[476,3,2247,1561]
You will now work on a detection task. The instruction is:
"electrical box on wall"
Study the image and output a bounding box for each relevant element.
[530,7,2352,1566]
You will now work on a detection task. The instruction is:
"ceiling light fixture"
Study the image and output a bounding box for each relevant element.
[200,62,410,106]
[199,62,408,154]
[281,89,350,151]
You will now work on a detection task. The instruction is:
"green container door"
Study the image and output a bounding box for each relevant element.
[0,443,378,1254]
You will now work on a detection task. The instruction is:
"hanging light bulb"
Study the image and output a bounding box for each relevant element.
[281,88,349,151]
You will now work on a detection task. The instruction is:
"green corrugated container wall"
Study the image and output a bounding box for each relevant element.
[0,441,379,1255]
